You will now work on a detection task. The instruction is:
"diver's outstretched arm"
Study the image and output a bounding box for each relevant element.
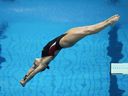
[21,58,41,81]
[20,56,53,87]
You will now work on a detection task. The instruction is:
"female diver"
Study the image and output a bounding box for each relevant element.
[20,14,120,87]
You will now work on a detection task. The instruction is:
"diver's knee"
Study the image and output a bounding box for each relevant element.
[84,26,97,34]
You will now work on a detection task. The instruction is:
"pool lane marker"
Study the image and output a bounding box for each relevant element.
[111,63,128,74]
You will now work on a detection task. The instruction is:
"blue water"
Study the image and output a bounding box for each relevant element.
[0,0,128,96]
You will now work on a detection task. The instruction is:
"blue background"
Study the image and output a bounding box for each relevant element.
[0,0,128,96]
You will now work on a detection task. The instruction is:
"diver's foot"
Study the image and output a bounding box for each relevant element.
[20,80,26,87]
[107,14,120,25]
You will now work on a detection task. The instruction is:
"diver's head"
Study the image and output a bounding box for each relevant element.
[34,58,42,65]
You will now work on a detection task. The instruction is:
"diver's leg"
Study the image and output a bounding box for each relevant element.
[20,56,53,87]
[60,15,120,47]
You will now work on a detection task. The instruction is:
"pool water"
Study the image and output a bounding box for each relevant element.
[0,0,128,96]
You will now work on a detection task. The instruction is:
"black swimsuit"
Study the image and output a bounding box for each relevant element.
[41,33,66,57]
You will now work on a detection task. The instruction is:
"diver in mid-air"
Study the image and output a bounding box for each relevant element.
[20,14,120,87]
